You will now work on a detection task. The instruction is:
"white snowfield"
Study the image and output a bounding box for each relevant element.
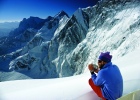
[0,48,140,100]
[0,74,100,100]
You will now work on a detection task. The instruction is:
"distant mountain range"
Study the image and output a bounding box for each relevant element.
[0,0,140,81]
[0,22,19,37]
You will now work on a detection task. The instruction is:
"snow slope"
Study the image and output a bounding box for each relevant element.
[0,48,140,100]
[0,74,100,100]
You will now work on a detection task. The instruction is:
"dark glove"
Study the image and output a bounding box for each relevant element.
[88,64,98,75]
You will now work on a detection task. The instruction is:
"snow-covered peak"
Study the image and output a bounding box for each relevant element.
[36,11,69,40]
[74,8,89,31]
[18,16,45,30]
[53,15,69,37]
[54,10,69,19]
[9,16,46,37]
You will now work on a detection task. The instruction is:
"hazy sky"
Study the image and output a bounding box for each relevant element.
[0,0,98,22]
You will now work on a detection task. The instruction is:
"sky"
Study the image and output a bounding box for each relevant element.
[0,0,98,22]
[0,48,140,100]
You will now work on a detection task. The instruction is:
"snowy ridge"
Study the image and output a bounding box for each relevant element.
[74,8,89,31]
[54,15,69,37]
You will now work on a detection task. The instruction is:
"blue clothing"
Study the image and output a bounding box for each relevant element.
[91,62,123,100]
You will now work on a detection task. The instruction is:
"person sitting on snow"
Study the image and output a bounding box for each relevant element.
[88,52,123,100]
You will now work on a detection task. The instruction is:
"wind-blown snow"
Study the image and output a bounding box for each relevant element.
[0,48,140,100]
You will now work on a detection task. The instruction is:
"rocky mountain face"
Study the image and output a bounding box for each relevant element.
[0,0,140,81]
[0,16,50,55]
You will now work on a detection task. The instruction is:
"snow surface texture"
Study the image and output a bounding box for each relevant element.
[0,48,140,100]
[0,0,140,89]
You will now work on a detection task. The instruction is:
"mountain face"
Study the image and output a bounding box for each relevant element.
[0,16,51,56]
[0,0,140,81]
[0,11,68,69]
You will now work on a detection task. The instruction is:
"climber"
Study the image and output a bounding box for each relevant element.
[88,52,123,100]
